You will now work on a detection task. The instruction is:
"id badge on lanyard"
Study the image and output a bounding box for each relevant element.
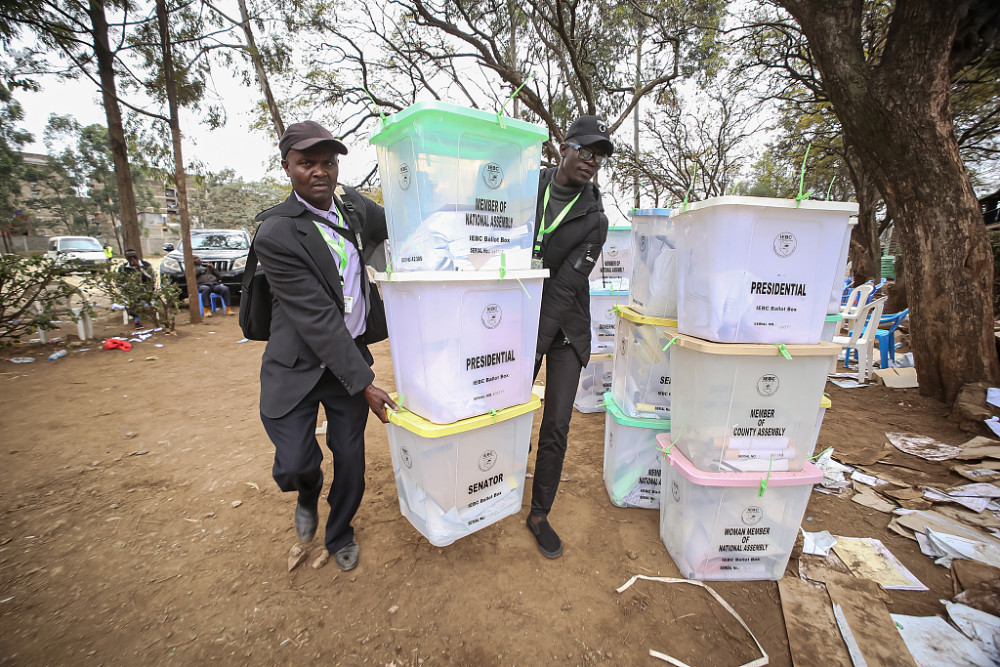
[343,294,354,314]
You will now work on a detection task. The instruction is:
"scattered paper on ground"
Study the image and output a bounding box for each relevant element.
[946,482,1000,498]
[851,485,897,513]
[952,462,1000,483]
[777,577,852,667]
[923,487,993,513]
[831,537,927,591]
[922,528,1000,568]
[801,530,838,556]
[828,377,868,389]
[886,432,960,461]
[987,387,1000,409]
[850,470,888,486]
[891,613,996,667]
[945,602,1000,663]
[954,435,1000,460]
[826,579,918,667]
[813,449,854,489]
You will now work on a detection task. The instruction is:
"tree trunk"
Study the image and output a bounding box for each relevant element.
[779,0,1000,403]
[633,24,642,209]
[157,0,201,324]
[844,151,881,285]
[88,0,143,258]
[236,0,283,138]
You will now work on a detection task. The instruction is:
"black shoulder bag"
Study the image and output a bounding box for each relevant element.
[238,226,272,341]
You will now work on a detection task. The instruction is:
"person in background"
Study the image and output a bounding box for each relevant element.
[526,115,613,559]
[102,243,113,260]
[253,120,397,572]
[193,256,231,315]
[117,249,154,329]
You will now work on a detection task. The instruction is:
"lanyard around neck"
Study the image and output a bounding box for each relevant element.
[313,205,348,285]
[534,182,581,255]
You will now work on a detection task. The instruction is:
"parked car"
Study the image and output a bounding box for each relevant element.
[45,236,111,273]
[159,229,251,300]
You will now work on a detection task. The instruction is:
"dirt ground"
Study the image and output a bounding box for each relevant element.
[0,307,987,665]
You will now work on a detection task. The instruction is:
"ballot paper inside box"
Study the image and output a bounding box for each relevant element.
[369,101,547,273]
[603,393,670,509]
[669,333,840,472]
[659,445,822,581]
[590,223,632,291]
[629,208,678,320]
[385,395,539,547]
[376,269,546,424]
[673,196,858,344]
[574,353,613,414]
[590,290,628,353]
[610,306,676,420]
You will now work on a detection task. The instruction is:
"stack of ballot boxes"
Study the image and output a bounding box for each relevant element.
[659,195,857,580]
[601,209,676,508]
[370,101,550,546]
[574,222,631,413]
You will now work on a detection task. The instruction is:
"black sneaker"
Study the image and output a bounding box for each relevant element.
[526,515,563,558]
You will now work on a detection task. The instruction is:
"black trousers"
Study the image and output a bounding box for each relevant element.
[530,340,583,517]
[260,369,369,552]
[198,282,231,306]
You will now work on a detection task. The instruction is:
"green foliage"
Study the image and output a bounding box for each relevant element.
[86,267,181,332]
[0,82,32,225]
[186,169,289,230]
[21,115,125,235]
[0,254,88,346]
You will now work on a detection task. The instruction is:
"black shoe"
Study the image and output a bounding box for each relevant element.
[526,515,562,558]
[294,502,318,543]
[334,540,359,571]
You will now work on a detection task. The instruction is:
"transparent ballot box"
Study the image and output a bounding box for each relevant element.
[590,289,628,353]
[386,396,539,547]
[603,393,670,509]
[574,353,613,414]
[370,101,547,273]
[668,333,840,472]
[673,196,858,344]
[629,208,677,319]
[611,306,676,420]
[590,223,632,292]
[659,443,822,581]
[376,269,546,424]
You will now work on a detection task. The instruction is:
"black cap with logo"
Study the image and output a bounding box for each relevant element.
[565,115,614,156]
[279,120,349,159]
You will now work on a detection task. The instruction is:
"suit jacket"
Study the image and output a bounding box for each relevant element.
[253,190,387,419]
[533,167,608,367]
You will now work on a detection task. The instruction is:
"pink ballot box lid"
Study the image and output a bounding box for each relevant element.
[657,434,823,487]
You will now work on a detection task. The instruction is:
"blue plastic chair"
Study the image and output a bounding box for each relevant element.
[198,291,228,315]
[866,278,888,304]
[875,308,908,369]
[839,277,853,307]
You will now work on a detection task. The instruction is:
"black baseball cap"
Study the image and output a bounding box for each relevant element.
[566,115,614,156]
[279,120,349,159]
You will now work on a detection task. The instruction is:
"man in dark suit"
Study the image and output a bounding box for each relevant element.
[253,120,396,572]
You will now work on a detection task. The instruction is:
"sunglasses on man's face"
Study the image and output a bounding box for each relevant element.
[566,141,608,166]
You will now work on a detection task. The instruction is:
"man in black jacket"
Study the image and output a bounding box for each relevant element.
[254,120,396,572]
[526,116,613,558]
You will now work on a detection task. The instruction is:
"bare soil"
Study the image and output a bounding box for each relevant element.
[0,309,978,666]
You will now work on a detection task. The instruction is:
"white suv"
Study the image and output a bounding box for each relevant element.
[45,236,111,273]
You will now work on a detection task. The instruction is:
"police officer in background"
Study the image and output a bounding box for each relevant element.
[526,116,613,558]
